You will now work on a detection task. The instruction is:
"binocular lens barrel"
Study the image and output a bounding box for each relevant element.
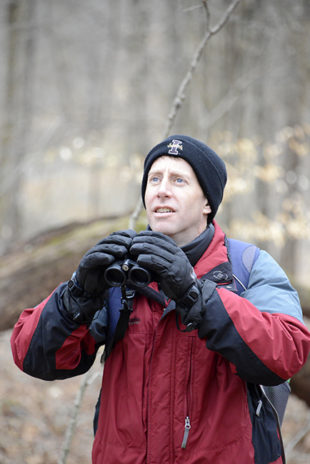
[104,264,126,287]
[128,266,151,287]
[104,260,151,288]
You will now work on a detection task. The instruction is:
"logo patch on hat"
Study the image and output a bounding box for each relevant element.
[167,139,183,155]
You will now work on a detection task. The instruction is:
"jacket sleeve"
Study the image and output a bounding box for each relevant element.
[198,250,310,385]
[10,283,107,381]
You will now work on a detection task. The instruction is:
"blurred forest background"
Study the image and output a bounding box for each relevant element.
[0,0,310,463]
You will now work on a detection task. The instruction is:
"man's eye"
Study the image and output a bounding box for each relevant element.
[175,177,184,183]
[150,176,160,183]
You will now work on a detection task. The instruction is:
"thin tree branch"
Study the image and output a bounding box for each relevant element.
[164,0,241,137]
[129,0,242,230]
[202,0,211,30]
[129,196,144,230]
[210,0,241,35]
[58,370,100,464]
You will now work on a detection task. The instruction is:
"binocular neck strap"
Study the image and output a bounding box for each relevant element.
[104,284,171,361]
[104,286,136,361]
[121,286,136,312]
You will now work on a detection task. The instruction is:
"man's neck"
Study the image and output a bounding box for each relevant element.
[181,224,215,266]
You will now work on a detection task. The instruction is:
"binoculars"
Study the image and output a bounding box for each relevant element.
[104,259,151,288]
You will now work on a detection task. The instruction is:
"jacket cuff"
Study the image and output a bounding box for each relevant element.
[62,280,105,325]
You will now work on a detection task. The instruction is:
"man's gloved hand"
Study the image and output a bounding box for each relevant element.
[130,230,198,303]
[63,229,136,323]
[75,229,136,294]
[179,278,217,331]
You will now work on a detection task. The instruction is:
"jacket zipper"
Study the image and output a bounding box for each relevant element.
[181,338,193,449]
[181,416,191,449]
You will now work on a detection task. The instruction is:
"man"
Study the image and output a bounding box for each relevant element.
[11,135,310,464]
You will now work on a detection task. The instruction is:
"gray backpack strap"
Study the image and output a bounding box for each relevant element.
[227,238,260,293]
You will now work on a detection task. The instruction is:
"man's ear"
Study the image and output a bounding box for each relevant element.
[203,202,212,216]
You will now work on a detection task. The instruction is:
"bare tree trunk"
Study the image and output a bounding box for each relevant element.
[1,0,36,253]
[1,0,20,250]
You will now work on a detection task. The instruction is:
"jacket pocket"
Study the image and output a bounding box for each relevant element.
[247,383,282,464]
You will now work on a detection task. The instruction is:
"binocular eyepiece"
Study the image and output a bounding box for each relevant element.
[104,259,151,288]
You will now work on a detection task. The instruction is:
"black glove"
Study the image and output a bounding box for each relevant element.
[179,278,217,331]
[130,231,198,303]
[75,229,136,294]
[63,229,136,323]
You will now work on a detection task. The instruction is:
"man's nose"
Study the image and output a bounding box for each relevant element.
[157,175,170,196]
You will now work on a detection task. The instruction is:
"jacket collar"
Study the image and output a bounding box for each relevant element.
[194,221,233,287]
[181,224,214,266]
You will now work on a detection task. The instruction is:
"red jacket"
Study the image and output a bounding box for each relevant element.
[11,222,310,463]
[92,223,309,463]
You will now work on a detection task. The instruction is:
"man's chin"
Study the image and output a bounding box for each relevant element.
[150,224,176,239]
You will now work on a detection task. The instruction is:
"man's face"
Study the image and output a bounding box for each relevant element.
[144,156,211,246]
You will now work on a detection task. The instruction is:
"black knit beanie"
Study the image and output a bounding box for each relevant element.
[141,134,227,223]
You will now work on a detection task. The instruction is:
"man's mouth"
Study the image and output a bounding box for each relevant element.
[155,207,174,213]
